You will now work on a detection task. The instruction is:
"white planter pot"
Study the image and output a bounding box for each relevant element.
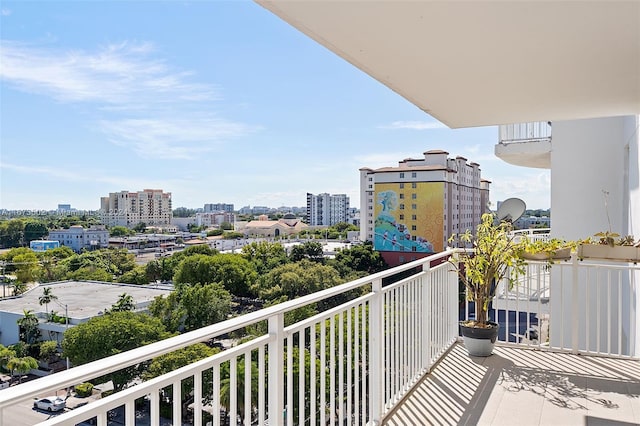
[577,244,639,263]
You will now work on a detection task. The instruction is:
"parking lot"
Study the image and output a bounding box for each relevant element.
[1,377,103,426]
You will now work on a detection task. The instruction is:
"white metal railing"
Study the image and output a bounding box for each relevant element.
[4,248,637,426]
[480,255,638,359]
[0,251,459,426]
[499,121,552,144]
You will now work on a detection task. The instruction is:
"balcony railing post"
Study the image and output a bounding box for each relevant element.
[268,313,285,425]
[369,278,384,424]
[571,256,579,354]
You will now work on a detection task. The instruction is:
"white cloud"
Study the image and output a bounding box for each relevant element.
[0,40,216,105]
[379,120,447,130]
[0,161,185,189]
[0,40,257,158]
[100,117,258,160]
[1,8,11,16]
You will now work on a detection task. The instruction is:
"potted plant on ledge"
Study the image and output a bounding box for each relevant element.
[577,232,640,263]
[448,213,526,356]
[518,237,575,263]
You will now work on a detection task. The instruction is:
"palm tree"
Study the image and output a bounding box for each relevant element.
[6,356,38,383]
[38,287,58,317]
[17,309,40,344]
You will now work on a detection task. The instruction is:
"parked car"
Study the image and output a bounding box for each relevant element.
[33,396,65,412]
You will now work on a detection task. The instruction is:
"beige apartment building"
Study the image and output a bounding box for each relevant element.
[100,189,172,228]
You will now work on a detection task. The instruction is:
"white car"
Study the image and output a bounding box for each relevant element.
[33,396,66,412]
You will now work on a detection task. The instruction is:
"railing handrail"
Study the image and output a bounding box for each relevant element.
[0,249,456,411]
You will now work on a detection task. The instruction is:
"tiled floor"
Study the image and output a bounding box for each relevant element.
[383,343,640,425]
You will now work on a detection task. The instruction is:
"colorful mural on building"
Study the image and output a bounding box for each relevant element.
[373,182,444,253]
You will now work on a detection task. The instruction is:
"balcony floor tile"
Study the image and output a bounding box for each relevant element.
[383,343,640,426]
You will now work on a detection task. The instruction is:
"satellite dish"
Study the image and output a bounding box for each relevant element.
[497,198,526,223]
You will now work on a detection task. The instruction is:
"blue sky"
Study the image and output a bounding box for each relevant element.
[0,1,550,212]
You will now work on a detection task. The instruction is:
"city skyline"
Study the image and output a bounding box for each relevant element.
[0,2,551,212]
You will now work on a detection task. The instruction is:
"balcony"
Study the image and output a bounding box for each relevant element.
[0,250,638,426]
[495,122,552,169]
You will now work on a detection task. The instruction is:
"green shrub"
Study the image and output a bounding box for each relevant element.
[75,382,94,397]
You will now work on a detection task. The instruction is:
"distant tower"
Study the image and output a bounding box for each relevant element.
[306,193,349,226]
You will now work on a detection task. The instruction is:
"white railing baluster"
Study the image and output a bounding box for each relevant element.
[244,351,251,426]
[258,346,265,426]
[347,308,352,425]
[149,392,159,426]
[193,368,202,426]
[268,313,284,426]
[369,278,384,423]
[230,357,237,426]
[125,400,135,425]
[329,315,336,425]
[320,318,326,426]
[172,380,181,424]
[213,363,221,426]
[339,311,344,426]
[310,324,316,426]
[298,331,305,426]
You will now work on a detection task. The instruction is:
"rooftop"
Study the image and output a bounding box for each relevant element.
[0,281,171,319]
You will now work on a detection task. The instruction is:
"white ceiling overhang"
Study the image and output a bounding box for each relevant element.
[257,1,640,128]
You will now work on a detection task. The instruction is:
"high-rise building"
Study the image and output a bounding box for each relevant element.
[306,193,350,226]
[360,150,489,265]
[100,189,172,228]
[203,203,235,213]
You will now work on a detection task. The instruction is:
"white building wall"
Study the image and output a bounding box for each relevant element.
[549,115,639,356]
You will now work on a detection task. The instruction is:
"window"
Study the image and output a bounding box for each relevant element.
[411,172,417,178]
[411,204,417,209]
[399,193,404,199]
[412,214,417,220]
[400,172,405,178]
[412,193,417,199]
[400,204,405,210]
[412,182,417,189]
[399,183,404,189]
[399,214,404,220]
[411,225,416,231]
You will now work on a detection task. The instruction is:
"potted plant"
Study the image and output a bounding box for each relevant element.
[448,213,526,356]
[577,232,639,263]
[577,189,640,263]
[518,237,574,262]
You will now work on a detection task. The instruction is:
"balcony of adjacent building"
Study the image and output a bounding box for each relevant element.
[494,122,552,169]
[1,244,638,426]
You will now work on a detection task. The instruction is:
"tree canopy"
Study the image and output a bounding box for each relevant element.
[62,311,171,390]
[149,282,232,333]
[254,260,342,301]
[289,241,324,263]
[174,254,257,297]
[241,241,289,275]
